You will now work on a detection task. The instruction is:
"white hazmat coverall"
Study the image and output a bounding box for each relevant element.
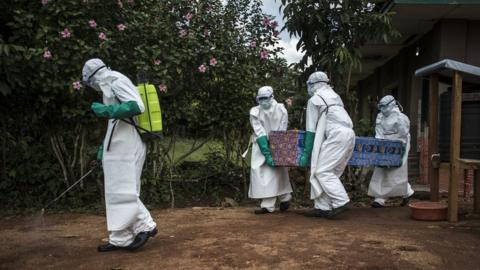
[305,72,355,211]
[368,95,414,206]
[249,86,292,212]
[82,59,156,247]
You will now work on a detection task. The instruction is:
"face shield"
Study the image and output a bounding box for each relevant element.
[256,95,273,110]
[377,95,399,116]
[306,71,329,96]
[81,65,106,89]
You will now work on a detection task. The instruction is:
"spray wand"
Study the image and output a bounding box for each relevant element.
[41,163,99,215]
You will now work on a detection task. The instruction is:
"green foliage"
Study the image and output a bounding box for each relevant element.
[0,0,298,210]
[280,0,400,91]
[355,118,375,137]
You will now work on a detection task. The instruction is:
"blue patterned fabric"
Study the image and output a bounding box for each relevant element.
[347,137,404,167]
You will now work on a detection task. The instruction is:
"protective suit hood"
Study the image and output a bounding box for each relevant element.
[82,58,117,98]
[307,71,329,96]
[256,86,274,110]
[378,95,401,117]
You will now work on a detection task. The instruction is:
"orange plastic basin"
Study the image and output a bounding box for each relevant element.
[409,201,447,221]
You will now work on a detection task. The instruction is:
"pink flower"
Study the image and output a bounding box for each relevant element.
[158,84,167,93]
[262,17,271,27]
[184,12,193,21]
[60,28,71,38]
[273,31,279,37]
[117,24,126,31]
[198,64,207,73]
[209,58,217,66]
[127,0,134,4]
[72,81,82,90]
[250,41,257,48]
[286,98,293,107]
[117,0,123,8]
[41,0,49,5]
[260,50,269,59]
[89,20,97,28]
[153,59,161,65]
[179,29,187,37]
[43,50,52,59]
[98,32,107,40]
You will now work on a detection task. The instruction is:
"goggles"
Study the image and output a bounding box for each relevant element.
[306,80,328,86]
[377,99,395,110]
[81,65,106,87]
[256,95,273,103]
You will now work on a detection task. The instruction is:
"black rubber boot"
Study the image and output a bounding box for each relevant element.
[304,209,331,218]
[254,208,271,215]
[279,201,290,212]
[327,202,351,218]
[127,233,150,251]
[371,201,385,208]
[97,243,125,252]
[147,227,158,237]
[400,195,413,206]
[126,227,158,251]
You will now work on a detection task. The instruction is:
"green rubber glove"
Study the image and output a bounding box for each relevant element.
[299,131,315,167]
[91,101,141,119]
[256,136,275,167]
[96,144,104,162]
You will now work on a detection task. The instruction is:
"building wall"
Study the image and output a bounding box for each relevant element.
[358,19,480,138]
[355,19,480,183]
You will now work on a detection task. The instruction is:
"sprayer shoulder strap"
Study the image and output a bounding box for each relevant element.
[106,97,142,152]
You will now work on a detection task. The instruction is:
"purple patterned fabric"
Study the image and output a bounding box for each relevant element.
[269,130,305,167]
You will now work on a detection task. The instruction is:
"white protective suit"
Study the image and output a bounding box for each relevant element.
[249,86,292,212]
[368,95,414,205]
[306,72,355,211]
[82,59,156,247]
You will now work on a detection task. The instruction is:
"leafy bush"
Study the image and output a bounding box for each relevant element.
[0,0,299,210]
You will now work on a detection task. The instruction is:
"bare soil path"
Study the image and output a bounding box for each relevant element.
[1,207,479,270]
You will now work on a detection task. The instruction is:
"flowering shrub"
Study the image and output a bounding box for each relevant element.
[0,0,296,208]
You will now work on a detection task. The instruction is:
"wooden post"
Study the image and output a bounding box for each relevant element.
[475,169,480,214]
[428,74,440,201]
[448,72,462,222]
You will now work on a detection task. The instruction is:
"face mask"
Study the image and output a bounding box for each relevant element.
[89,73,115,98]
[259,99,272,110]
[380,106,391,116]
[378,99,395,116]
[82,65,106,88]
[306,80,328,96]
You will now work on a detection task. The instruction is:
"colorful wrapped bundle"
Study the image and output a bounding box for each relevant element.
[347,137,404,167]
[269,130,305,167]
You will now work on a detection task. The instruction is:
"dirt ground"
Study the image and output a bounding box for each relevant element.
[1,206,480,270]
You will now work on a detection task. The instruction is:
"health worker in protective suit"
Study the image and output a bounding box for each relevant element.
[82,58,157,252]
[368,95,414,208]
[249,86,293,214]
[299,71,355,218]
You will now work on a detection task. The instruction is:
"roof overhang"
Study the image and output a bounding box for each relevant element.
[415,59,480,84]
[352,0,480,87]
